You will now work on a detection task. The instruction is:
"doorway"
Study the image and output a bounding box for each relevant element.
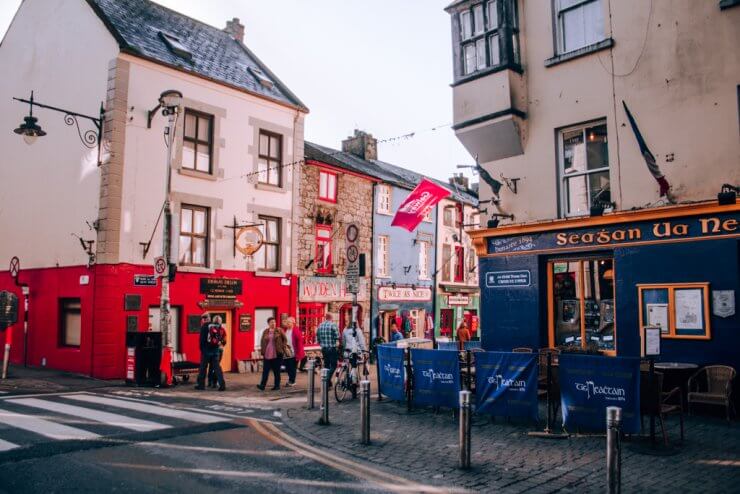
[547,257,615,354]
[208,311,232,372]
[440,309,454,338]
[380,311,397,342]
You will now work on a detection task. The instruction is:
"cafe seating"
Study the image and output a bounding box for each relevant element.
[641,371,684,444]
[687,365,737,422]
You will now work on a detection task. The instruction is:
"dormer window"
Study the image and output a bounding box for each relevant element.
[159,31,192,61]
[248,66,274,89]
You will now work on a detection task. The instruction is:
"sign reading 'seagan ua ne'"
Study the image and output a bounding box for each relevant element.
[475,352,539,420]
[411,349,460,409]
[377,344,406,402]
[559,354,641,434]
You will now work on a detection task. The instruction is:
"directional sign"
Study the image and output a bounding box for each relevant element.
[154,256,167,277]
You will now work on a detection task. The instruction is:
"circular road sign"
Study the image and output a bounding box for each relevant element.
[9,257,20,279]
[346,244,359,263]
[154,257,168,276]
[346,224,359,243]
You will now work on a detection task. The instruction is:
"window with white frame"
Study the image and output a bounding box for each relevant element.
[419,241,430,279]
[377,185,392,215]
[558,121,610,217]
[319,170,337,202]
[257,130,282,186]
[179,205,209,267]
[254,215,280,272]
[554,0,605,55]
[458,0,520,77]
[377,235,390,277]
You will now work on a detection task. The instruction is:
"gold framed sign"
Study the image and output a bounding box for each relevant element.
[235,226,264,256]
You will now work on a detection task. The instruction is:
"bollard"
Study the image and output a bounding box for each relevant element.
[319,368,330,425]
[306,359,316,409]
[459,390,472,469]
[360,380,370,445]
[606,406,622,494]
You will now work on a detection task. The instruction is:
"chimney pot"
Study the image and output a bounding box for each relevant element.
[224,17,245,43]
[341,129,378,161]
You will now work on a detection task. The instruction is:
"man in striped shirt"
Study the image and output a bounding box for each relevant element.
[316,313,340,387]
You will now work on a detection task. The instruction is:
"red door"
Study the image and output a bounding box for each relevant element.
[440,309,454,337]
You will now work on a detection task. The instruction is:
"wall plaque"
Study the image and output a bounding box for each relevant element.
[712,290,735,318]
[239,314,252,332]
[187,315,202,334]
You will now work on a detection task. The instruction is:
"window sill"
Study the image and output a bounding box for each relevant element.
[451,62,524,87]
[178,265,215,275]
[545,38,614,68]
[178,168,217,181]
[255,270,285,278]
[255,182,287,194]
[318,197,338,204]
[720,0,740,9]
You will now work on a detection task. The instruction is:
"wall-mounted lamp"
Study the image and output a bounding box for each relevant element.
[718,184,738,206]
[487,213,514,229]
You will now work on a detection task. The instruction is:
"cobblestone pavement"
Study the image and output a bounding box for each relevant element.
[283,384,740,493]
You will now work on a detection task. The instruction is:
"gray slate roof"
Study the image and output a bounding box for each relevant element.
[305,142,478,206]
[87,0,307,111]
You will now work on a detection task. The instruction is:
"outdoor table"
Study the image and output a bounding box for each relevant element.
[654,362,699,410]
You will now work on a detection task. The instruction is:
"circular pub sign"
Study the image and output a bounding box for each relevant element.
[236,226,264,256]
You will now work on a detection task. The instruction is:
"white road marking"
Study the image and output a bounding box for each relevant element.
[8,398,169,432]
[0,408,100,440]
[66,394,226,424]
[0,438,19,451]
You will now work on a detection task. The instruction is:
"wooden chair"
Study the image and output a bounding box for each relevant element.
[687,365,737,422]
[512,347,533,353]
[641,371,684,444]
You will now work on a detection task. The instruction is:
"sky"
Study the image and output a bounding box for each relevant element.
[0,0,475,183]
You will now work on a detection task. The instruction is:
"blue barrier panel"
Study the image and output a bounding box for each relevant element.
[377,344,405,401]
[464,340,482,350]
[411,348,461,408]
[437,341,458,351]
[475,352,539,420]
[559,354,641,434]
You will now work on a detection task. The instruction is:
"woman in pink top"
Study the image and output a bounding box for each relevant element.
[258,317,288,391]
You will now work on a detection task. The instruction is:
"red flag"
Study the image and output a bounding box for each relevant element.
[391,179,451,232]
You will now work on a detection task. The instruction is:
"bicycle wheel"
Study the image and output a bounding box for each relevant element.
[334,367,350,403]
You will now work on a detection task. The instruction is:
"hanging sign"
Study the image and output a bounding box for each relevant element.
[235,226,264,256]
[377,344,406,401]
[411,348,461,409]
[559,354,641,434]
[475,351,539,420]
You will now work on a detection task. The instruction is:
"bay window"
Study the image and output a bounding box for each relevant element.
[457,0,520,78]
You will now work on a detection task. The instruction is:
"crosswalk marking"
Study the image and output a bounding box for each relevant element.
[66,394,227,424]
[0,407,100,440]
[0,438,19,451]
[8,398,170,432]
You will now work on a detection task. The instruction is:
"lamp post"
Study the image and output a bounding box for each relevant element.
[149,90,183,386]
[12,91,105,164]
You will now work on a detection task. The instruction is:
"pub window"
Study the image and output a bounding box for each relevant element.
[258,130,282,186]
[549,258,616,354]
[255,216,281,272]
[315,225,333,274]
[638,283,711,340]
[377,235,390,277]
[554,0,605,55]
[458,0,520,77]
[319,170,338,202]
[179,205,209,267]
[60,298,81,347]
[182,110,213,173]
[558,121,610,217]
[377,185,392,215]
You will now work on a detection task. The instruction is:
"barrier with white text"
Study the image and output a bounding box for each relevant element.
[411,348,461,408]
[475,351,539,420]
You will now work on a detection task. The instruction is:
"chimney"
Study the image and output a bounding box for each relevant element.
[342,129,378,161]
[449,173,469,189]
[224,17,245,43]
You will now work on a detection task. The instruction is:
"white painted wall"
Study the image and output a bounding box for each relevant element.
[119,56,304,275]
[0,0,118,269]
[435,198,479,289]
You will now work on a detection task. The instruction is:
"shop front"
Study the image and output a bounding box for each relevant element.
[435,286,480,340]
[471,202,739,371]
[298,276,371,345]
[375,285,434,342]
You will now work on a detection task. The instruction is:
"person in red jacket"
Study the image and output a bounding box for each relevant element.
[283,317,305,387]
[456,320,471,351]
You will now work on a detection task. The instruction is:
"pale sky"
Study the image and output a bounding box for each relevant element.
[0,0,475,183]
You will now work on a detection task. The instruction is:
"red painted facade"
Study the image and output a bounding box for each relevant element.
[0,264,297,379]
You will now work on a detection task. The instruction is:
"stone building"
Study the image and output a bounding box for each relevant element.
[296,142,377,345]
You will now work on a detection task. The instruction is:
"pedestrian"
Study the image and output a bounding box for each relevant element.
[194,313,211,390]
[456,319,471,351]
[196,314,226,391]
[282,316,304,387]
[257,317,288,391]
[390,321,404,342]
[208,315,225,388]
[316,313,340,388]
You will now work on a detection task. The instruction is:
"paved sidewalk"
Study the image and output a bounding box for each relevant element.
[284,383,740,493]
[0,366,119,396]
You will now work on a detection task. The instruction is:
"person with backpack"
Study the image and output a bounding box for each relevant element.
[257,317,288,391]
[208,315,226,388]
[195,314,226,391]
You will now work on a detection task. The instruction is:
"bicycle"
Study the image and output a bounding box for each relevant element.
[334,350,369,403]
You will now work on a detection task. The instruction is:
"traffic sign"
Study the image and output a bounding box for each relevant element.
[154,256,167,277]
[346,223,359,243]
[346,262,360,294]
[346,244,359,263]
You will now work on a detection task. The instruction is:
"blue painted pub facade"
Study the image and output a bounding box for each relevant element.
[471,202,740,371]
